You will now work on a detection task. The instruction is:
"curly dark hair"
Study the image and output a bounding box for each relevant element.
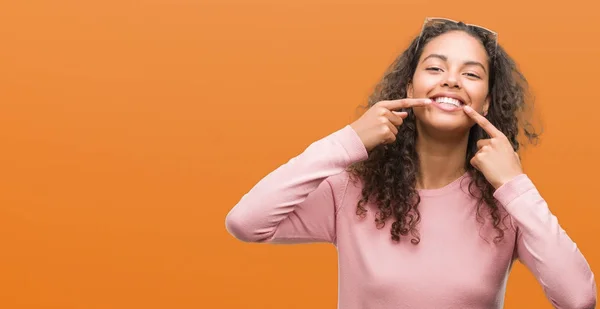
[347,20,541,245]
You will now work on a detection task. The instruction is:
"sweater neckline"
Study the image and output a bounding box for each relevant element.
[416,172,471,197]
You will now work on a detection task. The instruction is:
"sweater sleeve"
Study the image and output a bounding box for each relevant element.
[493,174,597,309]
[225,125,368,244]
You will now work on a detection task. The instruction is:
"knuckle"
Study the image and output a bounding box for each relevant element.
[371,104,383,112]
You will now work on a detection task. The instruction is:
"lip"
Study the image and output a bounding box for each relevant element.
[429,92,468,113]
[432,100,463,112]
[429,92,467,105]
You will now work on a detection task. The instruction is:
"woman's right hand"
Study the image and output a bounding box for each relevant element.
[350,98,432,152]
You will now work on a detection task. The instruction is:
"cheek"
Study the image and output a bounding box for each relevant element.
[465,83,489,106]
[410,73,440,96]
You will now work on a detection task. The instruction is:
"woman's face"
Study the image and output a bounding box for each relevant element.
[408,30,490,135]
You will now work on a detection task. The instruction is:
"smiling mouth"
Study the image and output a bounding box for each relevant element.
[431,96,465,107]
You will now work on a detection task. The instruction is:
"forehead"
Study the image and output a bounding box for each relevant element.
[420,31,489,66]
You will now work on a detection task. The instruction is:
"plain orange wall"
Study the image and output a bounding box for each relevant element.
[1,0,599,308]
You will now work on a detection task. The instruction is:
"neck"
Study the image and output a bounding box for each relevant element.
[415,125,470,190]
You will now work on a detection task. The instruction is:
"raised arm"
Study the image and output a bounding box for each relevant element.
[225,98,432,244]
[463,105,596,308]
[225,125,367,244]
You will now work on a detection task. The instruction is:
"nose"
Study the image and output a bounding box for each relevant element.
[441,71,461,89]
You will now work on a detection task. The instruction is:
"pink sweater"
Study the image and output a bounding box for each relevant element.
[225,125,597,309]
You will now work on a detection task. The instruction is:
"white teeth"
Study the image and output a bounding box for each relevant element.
[434,97,462,107]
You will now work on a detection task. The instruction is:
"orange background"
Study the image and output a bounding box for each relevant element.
[1,0,599,308]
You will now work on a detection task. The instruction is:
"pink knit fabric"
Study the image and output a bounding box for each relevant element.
[226,125,597,309]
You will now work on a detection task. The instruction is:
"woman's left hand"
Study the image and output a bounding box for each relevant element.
[463,105,524,189]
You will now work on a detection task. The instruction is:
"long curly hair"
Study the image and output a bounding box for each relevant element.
[347,20,541,245]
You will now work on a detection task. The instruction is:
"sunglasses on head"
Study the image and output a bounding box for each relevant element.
[415,17,498,59]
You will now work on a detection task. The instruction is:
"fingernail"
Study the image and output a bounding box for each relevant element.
[463,105,472,112]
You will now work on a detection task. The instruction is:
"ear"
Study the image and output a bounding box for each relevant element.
[483,95,490,116]
[406,82,414,98]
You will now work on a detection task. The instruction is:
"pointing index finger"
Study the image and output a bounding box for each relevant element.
[379,98,432,111]
[463,105,502,138]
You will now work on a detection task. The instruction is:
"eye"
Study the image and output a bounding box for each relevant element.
[426,67,443,72]
[464,72,481,79]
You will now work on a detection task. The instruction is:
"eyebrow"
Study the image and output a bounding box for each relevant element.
[422,53,487,74]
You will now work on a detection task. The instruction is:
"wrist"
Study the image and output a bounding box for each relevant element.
[493,173,525,190]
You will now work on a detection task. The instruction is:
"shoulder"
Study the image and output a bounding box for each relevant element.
[322,169,365,214]
[325,169,363,198]
[459,173,520,234]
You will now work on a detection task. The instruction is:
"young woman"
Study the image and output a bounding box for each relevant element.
[225,18,597,309]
